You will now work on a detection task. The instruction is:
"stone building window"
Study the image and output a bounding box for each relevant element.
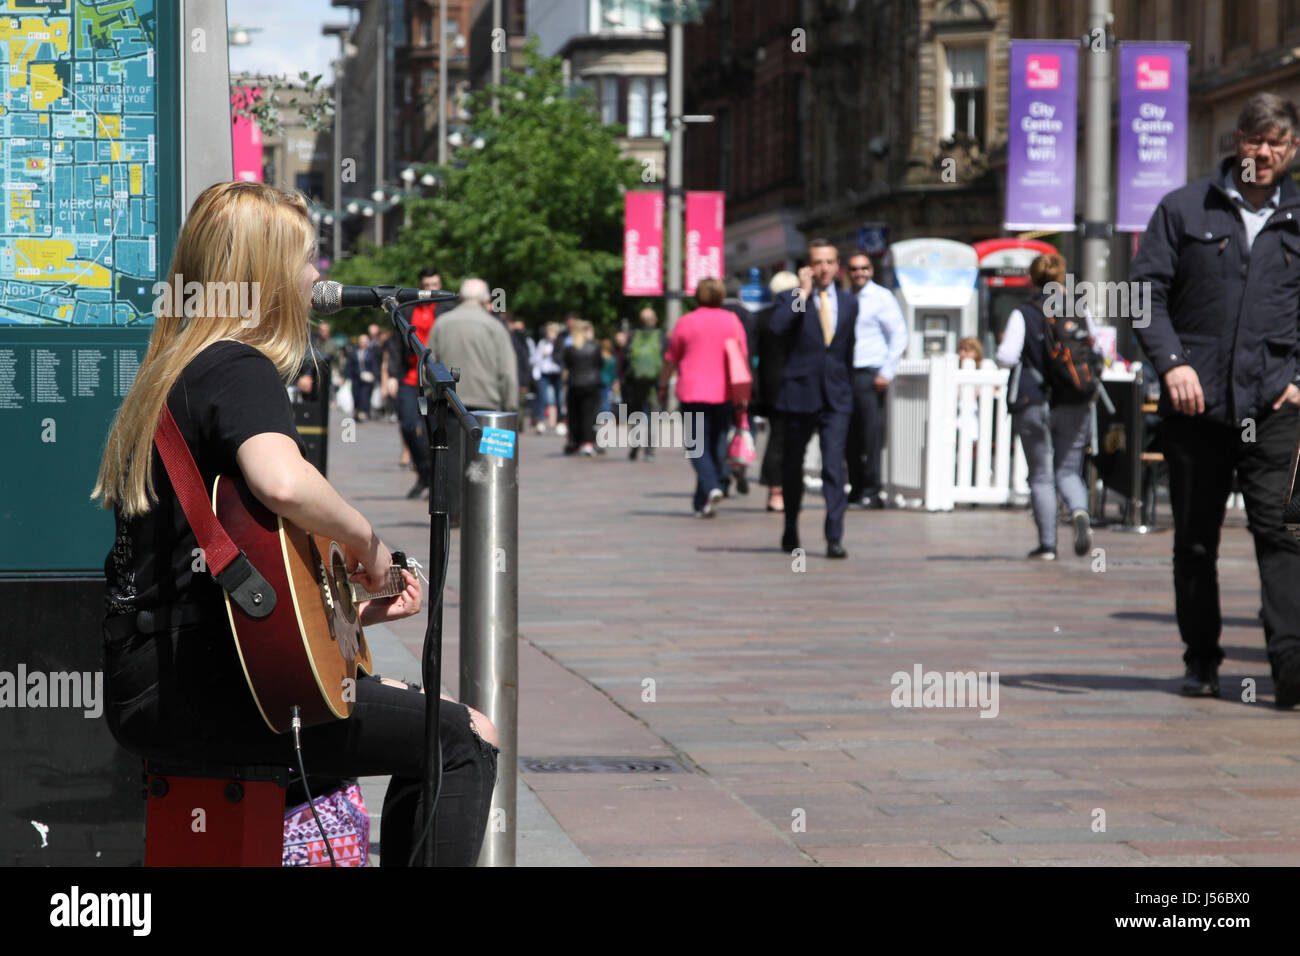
[628,77,648,136]
[942,44,987,148]
[1223,2,1255,55]
[594,75,666,137]
[650,76,667,137]
[601,76,618,125]
[1283,0,1300,36]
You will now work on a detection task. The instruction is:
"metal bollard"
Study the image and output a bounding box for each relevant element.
[459,409,518,866]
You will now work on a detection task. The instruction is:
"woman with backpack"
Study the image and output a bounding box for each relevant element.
[996,253,1098,560]
[624,307,667,460]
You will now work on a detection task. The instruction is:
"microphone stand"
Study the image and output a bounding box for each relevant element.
[380,294,480,867]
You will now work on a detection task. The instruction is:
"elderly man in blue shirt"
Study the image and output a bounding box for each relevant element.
[845,253,908,508]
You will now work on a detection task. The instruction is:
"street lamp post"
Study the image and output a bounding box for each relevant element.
[665,15,684,333]
[323,23,352,261]
[438,0,448,166]
[375,11,385,245]
[661,2,710,334]
[492,0,502,116]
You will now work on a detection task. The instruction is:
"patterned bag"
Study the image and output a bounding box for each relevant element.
[727,411,757,467]
[283,781,370,867]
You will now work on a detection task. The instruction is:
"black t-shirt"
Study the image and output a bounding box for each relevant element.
[563,341,603,389]
[104,341,303,617]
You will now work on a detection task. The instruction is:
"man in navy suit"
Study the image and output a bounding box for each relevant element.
[771,239,858,558]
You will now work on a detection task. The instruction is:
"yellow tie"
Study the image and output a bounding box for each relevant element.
[818,291,834,346]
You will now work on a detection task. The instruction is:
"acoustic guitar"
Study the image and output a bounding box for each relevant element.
[212,474,409,733]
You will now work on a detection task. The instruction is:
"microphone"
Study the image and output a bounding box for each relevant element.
[311,280,460,314]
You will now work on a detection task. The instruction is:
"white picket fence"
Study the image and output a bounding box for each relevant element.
[883,354,1028,510]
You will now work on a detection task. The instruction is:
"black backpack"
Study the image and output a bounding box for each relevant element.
[1038,303,1102,405]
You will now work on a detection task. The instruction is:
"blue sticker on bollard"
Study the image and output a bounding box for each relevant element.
[479,426,516,459]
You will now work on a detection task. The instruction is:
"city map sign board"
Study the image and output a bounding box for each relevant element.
[0,1,178,572]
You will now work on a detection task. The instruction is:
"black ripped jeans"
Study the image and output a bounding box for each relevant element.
[103,615,498,866]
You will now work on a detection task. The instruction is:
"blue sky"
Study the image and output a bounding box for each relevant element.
[226,0,345,83]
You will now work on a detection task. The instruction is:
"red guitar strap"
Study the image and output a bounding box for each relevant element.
[153,405,277,618]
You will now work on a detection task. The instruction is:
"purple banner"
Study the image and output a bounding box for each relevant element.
[1004,41,1078,232]
[1117,43,1188,233]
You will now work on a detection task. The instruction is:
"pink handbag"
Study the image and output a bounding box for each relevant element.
[724,338,752,404]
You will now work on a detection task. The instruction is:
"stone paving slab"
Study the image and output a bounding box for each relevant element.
[328,407,1300,866]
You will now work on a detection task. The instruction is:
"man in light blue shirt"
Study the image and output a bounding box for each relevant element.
[846,253,908,507]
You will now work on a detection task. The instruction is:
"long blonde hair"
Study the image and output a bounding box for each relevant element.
[93,181,315,516]
[571,320,593,349]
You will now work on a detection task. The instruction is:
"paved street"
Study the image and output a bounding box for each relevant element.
[332,409,1300,866]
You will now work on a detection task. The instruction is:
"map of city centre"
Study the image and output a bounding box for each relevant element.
[0,0,158,326]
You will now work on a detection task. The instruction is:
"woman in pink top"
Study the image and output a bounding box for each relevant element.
[657,278,749,517]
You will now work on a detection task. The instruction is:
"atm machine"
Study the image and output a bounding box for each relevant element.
[888,238,979,357]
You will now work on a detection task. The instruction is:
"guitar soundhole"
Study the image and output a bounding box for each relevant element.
[331,552,357,624]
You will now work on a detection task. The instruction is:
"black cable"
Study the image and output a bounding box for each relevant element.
[406,518,451,866]
[291,704,338,868]
[406,735,444,867]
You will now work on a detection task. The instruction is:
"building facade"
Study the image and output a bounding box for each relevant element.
[468,0,528,91]
[682,0,809,274]
[796,0,1010,259]
[526,0,667,172]
[687,0,1300,283]
[394,0,476,165]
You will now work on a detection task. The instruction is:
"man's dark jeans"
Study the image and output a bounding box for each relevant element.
[847,367,886,500]
[398,382,430,484]
[1161,405,1300,675]
[680,401,733,511]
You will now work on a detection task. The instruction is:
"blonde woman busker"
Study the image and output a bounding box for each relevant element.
[94,181,498,866]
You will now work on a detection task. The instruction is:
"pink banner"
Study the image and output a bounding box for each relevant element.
[231,86,264,183]
[623,192,663,296]
[685,191,724,295]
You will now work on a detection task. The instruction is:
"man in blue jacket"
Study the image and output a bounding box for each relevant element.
[1131,92,1300,703]
[771,238,858,559]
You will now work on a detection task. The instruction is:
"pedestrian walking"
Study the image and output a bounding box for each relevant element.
[599,337,618,416]
[393,266,444,498]
[846,253,907,509]
[996,253,1097,561]
[1130,92,1300,702]
[504,313,535,428]
[624,307,666,460]
[535,322,564,434]
[754,271,801,511]
[657,278,749,517]
[563,320,602,456]
[771,240,857,558]
[427,278,519,413]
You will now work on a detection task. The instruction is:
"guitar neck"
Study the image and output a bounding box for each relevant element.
[350,564,408,603]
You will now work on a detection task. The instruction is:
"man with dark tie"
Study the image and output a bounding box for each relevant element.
[770,238,858,559]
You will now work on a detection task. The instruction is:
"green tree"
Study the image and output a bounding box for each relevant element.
[330,41,645,336]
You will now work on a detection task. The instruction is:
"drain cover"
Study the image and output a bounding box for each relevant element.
[519,756,685,774]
